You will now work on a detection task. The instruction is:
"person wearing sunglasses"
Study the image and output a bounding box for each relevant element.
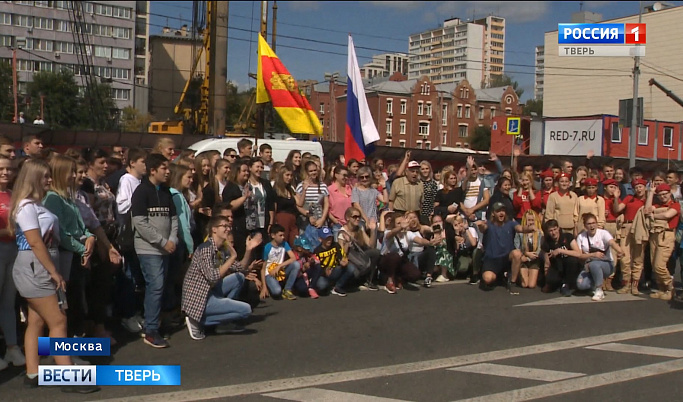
[328,165,353,240]
[338,207,380,290]
[352,166,387,226]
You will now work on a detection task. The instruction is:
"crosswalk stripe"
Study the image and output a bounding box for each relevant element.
[585,342,683,358]
[515,293,646,307]
[264,387,410,402]
[447,363,584,382]
[452,358,683,402]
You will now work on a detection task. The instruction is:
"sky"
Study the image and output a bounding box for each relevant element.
[148,1,679,102]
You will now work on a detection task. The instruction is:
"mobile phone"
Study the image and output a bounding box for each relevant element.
[57,288,68,310]
[432,224,442,232]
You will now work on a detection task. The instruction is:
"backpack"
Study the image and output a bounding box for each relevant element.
[116,210,135,253]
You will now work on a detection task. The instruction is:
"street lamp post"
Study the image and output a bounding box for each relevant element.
[324,71,339,141]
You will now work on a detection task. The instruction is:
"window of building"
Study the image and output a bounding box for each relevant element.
[34,61,53,72]
[442,104,447,126]
[34,17,53,30]
[505,108,512,115]
[0,35,13,47]
[112,47,130,60]
[319,118,324,127]
[34,1,50,7]
[458,124,468,137]
[113,27,131,39]
[385,139,392,147]
[112,68,130,80]
[14,15,32,28]
[400,120,406,135]
[465,106,471,119]
[399,140,406,148]
[94,46,111,58]
[457,105,462,118]
[33,39,53,52]
[56,20,70,32]
[386,120,392,136]
[417,102,423,115]
[479,106,484,120]
[111,88,130,100]
[400,99,406,114]
[416,140,423,149]
[638,126,648,145]
[425,141,431,150]
[442,131,447,144]
[420,83,430,95]
[464,88,469,98]
[418,122,429,136]
[664,127,674,147]
[56,41,74,53]
[319,103,325,114]
[0,13,11,25]
[17,59,32,71]
[425,103,432,117]
[386,99,393,114]
[610,122,621,143]
[490,107,496,118]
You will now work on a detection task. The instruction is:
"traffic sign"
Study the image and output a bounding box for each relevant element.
[506,117,521,135]
[492,121,498,131]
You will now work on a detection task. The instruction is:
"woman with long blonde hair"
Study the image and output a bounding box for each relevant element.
[11,159,99,392]
[511,209,544,288]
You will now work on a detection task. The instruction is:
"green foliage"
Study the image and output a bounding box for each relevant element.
[80,81,118,129]
[522,99,543,117]
[26,69,81,129]
[471,125,491,151]
[0,63,12,122]
[121,106,154,132]
[489,74,524,98]
[225,82,254,131]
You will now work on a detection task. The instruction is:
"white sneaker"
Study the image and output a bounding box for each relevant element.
[0,357,7,371]
[434,275,450,283]
[71,356,90,365]
[592,288,605,301]
[121,316,143,333]
[4,346,26,366]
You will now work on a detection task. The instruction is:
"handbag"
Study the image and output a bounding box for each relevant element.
[339,230,371,277]
[116,210,135,253]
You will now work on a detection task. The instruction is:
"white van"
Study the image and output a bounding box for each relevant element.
[188,137,324,167]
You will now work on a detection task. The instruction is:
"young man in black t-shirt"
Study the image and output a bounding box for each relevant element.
[541,219,582,296]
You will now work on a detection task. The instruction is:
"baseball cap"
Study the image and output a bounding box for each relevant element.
[492,202,506,212]
[318,227,333,239]
[407,161,420,169]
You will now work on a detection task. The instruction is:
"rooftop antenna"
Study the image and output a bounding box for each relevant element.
[579,1,584,11]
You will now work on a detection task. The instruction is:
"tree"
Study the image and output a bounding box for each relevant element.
[121,106,154,132]
[26,69,81,129]
[471,125,491,151]
[522,99,543,117]
[0,62,12,122]
[489,74,524,98]
[80,81,118,129]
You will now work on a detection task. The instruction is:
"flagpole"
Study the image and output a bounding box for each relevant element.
[255,1,268,145]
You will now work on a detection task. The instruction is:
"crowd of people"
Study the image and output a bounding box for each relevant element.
[0,134,680,394]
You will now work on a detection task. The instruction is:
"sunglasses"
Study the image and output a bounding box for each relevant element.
[359,175,370,179]
[227,155,237,158]
[350,215,361,219]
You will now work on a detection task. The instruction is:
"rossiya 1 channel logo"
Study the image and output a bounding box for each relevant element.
[37,337,181,386]
[558,23,646,57]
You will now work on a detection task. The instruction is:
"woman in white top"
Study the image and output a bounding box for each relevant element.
[574,212,625,301]
[10,160,99,393]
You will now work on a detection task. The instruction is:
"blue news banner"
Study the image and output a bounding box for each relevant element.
[37,337,180,386]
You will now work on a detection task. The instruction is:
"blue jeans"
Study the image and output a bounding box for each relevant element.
[576,260,614,290]
[331,223,342,241]
[138,254,170,333]
[203,273,251,326]
[265,261,301,297]
[316,263,355,292]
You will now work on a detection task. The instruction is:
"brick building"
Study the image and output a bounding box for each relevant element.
[309,73,522,149]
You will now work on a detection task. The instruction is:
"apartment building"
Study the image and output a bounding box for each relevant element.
[408,16,505,89]
[534,45,544,100]
[0,1,149,113]
[360,52,409,79]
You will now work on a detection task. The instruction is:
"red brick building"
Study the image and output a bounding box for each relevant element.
[309,73,522,149]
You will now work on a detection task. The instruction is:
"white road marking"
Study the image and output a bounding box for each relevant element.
[448,363,584,382]
[515,293,646,307]
[586,342,683,358]
[264,387,410,401]
[452,358,683,402]
[97,324,683,402]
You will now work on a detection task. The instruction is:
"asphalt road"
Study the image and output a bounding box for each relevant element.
[2,280,683,402]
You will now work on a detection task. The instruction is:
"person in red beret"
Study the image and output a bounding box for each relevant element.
[533,169,556,214]
[545,173,577,235]
[614,178,648,294]
[574,177,606,240]
[644,183,680,301]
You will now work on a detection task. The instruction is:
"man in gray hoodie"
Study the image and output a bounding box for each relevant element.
[131,153,178,348]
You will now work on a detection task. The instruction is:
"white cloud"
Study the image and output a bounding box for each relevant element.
[286,1,320,11]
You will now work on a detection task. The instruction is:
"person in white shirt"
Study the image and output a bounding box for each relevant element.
[574,213,625,301]
[116,148,147,216]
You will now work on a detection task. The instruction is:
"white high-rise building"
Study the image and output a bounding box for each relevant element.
[360,52,409,79]
[534,45,544,100]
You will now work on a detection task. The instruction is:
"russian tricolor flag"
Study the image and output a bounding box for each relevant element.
[345,35,379,163]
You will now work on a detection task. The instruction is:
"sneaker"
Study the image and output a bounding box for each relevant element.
[331,288,347,297]
[71,356,90,365]
[385,278,396,294]
[423,276,433,288]
[650,290,662,299]
[468,275,479,285]
[121,316,143,333]
[308,288,320,299]
[659,290,673,301]
[591,288,605,301]
[282,290,297,300]
[185,316,205,341]
[359,281,379,291]
[215,322,246,334]
[4,346,26,366]
[24,375,38,389]
[61,384,101,394]
[560,285,573,297]
[434,275,450,283]
[143,332,170,348]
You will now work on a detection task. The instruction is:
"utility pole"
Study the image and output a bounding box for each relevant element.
[209,1,228,137]
[12,48,18,124]
[628,2,643,168]
[266,1,277,138]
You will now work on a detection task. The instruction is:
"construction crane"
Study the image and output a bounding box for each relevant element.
[149,1,227,135]
[649,78,683,108]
